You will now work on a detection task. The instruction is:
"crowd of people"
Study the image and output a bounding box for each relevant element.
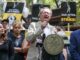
[0,6,79,60]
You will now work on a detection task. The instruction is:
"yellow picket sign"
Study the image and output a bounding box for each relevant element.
[65,31,72,37]
[2,13,22,22]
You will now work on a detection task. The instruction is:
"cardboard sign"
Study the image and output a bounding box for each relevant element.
[61,2,76,23]
[5,2,24,13]
[3,13,22,21]
[2,2,24,22]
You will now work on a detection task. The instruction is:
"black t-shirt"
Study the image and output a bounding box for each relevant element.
[0,39,14,60]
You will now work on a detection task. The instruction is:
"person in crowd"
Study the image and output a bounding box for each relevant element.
[56,26,68,60]
[0,23,14,60]
[26,7,66,60]
[1,19,9,30]
[8,22,29,60]
[69,29,80,60]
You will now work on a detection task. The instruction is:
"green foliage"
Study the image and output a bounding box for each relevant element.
[76,1,80,23]
[77,2,80,16]
[42,0,57,9]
